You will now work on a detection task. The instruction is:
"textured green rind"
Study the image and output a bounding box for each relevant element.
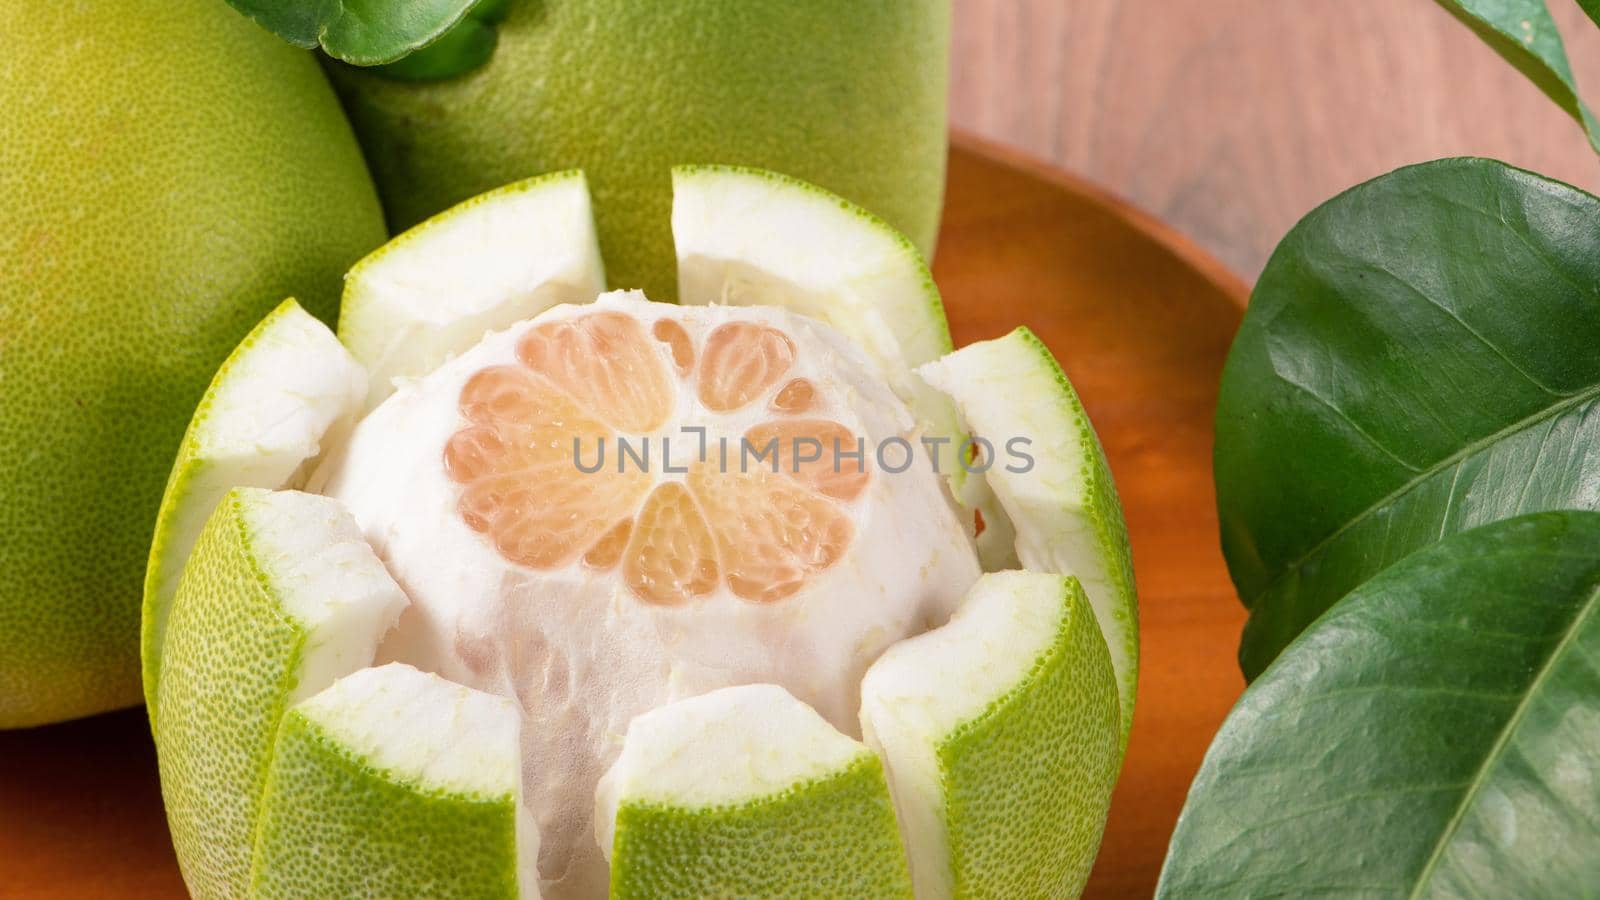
[1014,327,1138,722]
[251,710,520,899]
[1158,512,1600,897]
[1214,159,1600,679]
[937,577,1121,899]
[327,0,948,299]
[0,0,385,728]
[154,492,313,898]
[922,326,1138,744]
[610,754,913,900]
[141,299,353,720]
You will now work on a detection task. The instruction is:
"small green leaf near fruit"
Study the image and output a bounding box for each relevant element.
[220,0,488,71]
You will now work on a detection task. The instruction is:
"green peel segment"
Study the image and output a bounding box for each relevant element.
[141,299,366,714]
[671,165,964,480]
[597,683,913,899]
[154,488,407,898]
[339,169,605,412]
[252,663,536,899]
[919,327,1138,743]
[860,570,1121,899]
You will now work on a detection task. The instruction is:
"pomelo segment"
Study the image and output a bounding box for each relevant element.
[918,327,1139,744]
[596,684,913,899]
[339,170,605,412]
[671,166,965,481]
[141,299,366,715]
[251,663,539,899]
[859,570,1121,900]
[154,488,407,898]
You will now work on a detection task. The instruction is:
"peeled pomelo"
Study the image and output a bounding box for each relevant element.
[861,570,1121,898]
[0,0,386,728]
[596,684,912,899]
[321,0,948,299]
[147,168,1136,899]
[252,663,538,898]
[142,300,367,715]
[314,291,981,896]
[154,488,407,896]
[920,329,1141,745]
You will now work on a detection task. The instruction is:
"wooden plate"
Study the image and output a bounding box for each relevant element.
[0,133,1249,898]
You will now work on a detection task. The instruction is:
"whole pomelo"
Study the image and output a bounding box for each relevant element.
[0,0,386,728]
[325,0,949,299]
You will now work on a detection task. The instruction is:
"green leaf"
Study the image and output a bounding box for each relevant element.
[1216,157,1600,678]
[368,12,496,82]
[1158,512,1600,897]
[1434,0,1600,153]
[222,0,481,67]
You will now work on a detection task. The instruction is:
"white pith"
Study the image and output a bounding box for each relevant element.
[237,489,408,706]
[312,291,979,897]
[339,171,605,413]
[298,662,521,798]
[294,663,543,899]
[858,570,1073,900]
[957,460,1022,572]
[592,683,869,860]
[673,168,945,371]
[672,167,967,484]
[919,333,1137,734]
[146,303,366,669]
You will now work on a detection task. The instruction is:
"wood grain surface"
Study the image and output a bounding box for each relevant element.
[952,0,1600,280]
[0,136,1249,898]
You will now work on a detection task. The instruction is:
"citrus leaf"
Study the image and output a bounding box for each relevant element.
[222,0,481,67]
[1583,0,1600,30]
[1434,0,1600,153]
[1216,158,1600,678]
[368,13,496,82]
[1159,512,1600,897]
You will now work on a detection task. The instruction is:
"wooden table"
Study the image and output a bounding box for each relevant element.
[951,0,1600,281]
[0,134,1250,898]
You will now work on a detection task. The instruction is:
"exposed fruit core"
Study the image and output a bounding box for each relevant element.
[318,292,983,898]
[442,309,871,607]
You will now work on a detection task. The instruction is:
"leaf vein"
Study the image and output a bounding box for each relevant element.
[1406,583,1600,897]
[1251,387,1600,605]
